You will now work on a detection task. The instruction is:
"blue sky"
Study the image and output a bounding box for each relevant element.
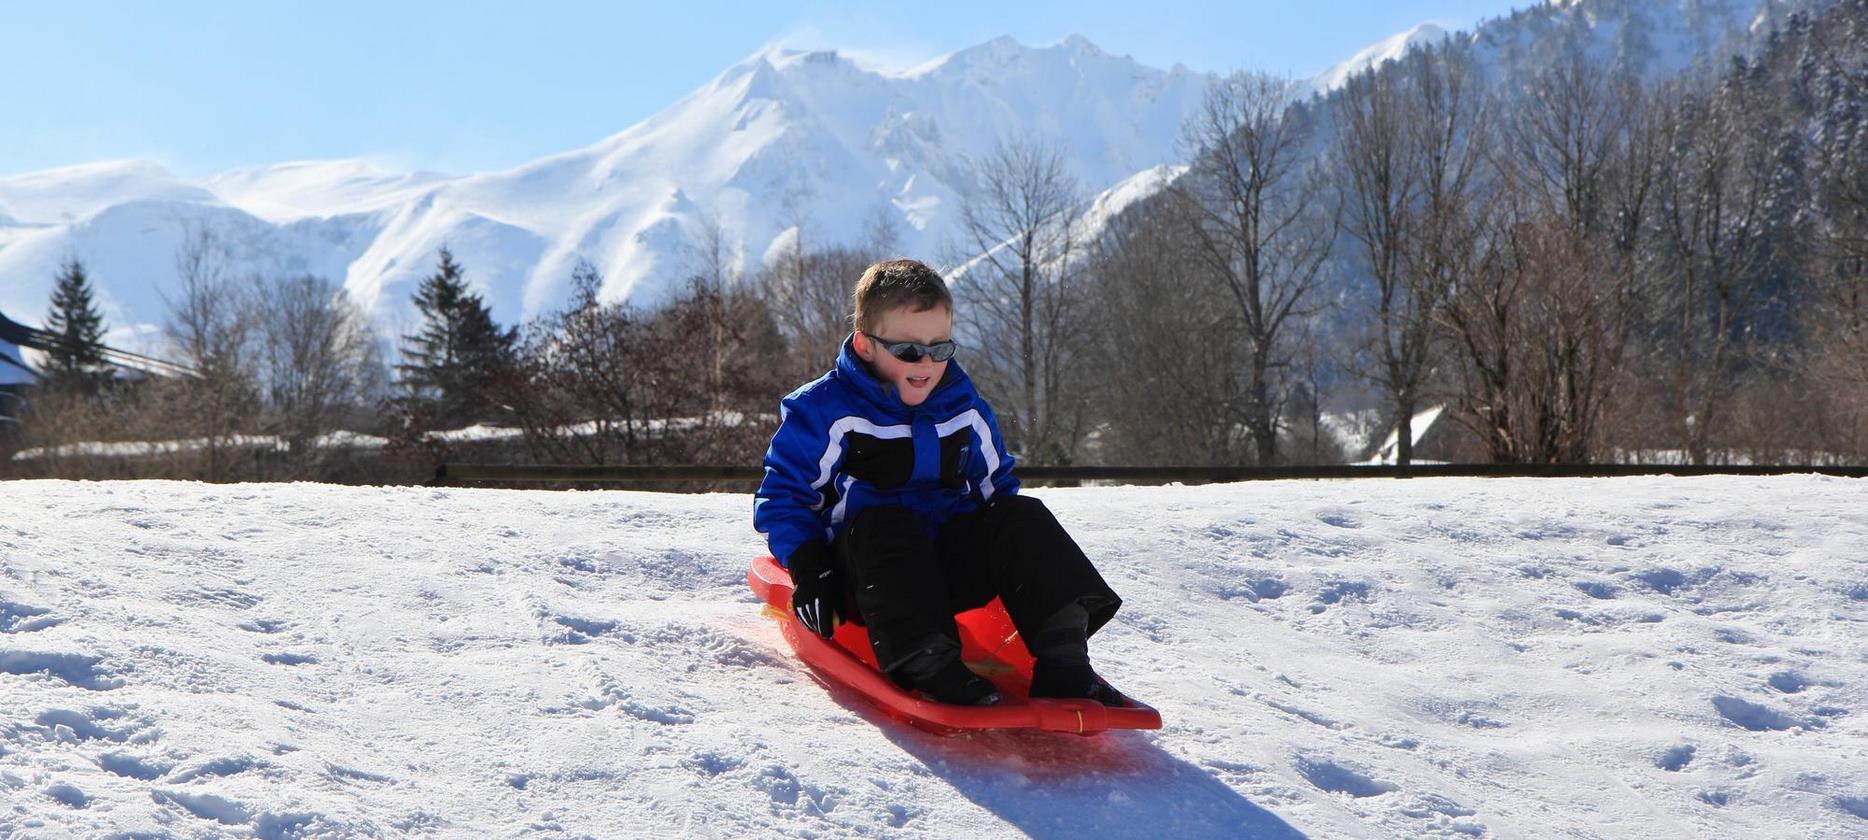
[1,1,1531,178]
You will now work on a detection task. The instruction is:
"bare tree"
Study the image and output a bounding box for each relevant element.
[1333,46,1484,466]
[1650,77,1783,464]
[503,261,639,465]
[163,224,260,480]
[254,275,386,475]
[1800,17,1868,459]
[1334,62,1416,461]
[952,138,1087,465]
[1522,59,1658,462]
[685,211,743,294]
[502,260,783,471]
[1397,44,1492,454]
[1082,198,1257,465]
[1174,72,1335,465]
[1433,46,1668,464]
[862,198,903,259]
[753,203,868,383]
[685,213,744,415]
[1286,311,1346,465]
[761,246,866,382]
[1445,203,1634,463]
[1509,52,1631,238]
[1807,254,1868,458]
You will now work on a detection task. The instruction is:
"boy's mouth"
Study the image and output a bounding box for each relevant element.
[906,376,931,389]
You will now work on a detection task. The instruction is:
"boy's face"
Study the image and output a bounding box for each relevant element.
[855,304,952,407]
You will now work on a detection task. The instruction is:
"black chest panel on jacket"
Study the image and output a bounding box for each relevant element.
[841,430,972,490]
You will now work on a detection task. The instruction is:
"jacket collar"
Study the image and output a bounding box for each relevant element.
[834,333,971,418]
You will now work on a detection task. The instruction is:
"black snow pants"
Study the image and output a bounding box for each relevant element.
[832,494,1121,674]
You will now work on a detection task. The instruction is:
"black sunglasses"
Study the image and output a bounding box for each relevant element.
[866,334,959,363]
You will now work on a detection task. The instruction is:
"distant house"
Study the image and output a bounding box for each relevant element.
[1363,404,1448,464]
[0,311,40,424]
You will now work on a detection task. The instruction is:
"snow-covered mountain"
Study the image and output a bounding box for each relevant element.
[1301,23,1454,99]
[1286,0,1819,116]
[1462,0,1829,85]
[0,2,1828,355]
[1302,0,1826,99]
[0,35,1214,351]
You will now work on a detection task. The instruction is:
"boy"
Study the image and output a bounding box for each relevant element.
[753,258,1123,707]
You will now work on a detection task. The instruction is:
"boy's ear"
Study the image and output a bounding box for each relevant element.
[853,330,872,362]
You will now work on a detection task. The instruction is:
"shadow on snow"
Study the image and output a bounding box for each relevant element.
[810,675,1306,839]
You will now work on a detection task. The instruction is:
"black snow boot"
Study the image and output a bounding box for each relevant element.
[1026,601,1125,707]
[888,635,1001,706]
[1029,657,1125,707]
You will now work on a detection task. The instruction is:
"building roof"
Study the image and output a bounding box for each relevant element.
[0,309,195,382]
[0,312,40,386]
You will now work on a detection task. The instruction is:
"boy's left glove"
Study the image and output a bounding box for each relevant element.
[786,541,843,639]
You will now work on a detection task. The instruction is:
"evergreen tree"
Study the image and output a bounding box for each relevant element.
[43,257,110,395]
[396,247,517,426]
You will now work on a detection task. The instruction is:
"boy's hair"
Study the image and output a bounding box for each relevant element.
[852,259,952,334]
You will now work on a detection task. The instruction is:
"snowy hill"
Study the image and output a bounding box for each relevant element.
[2,477,1864,837]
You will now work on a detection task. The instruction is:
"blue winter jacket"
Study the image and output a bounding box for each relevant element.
[754,334,1019,567]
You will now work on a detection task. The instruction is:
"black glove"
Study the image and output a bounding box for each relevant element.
[786,541,843,639]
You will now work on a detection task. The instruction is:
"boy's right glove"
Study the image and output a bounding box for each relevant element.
[786,541,843,639]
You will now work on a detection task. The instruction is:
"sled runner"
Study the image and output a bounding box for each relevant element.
[749,555,1161,735]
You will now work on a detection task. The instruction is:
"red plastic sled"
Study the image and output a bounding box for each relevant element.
[749,555,1161,736]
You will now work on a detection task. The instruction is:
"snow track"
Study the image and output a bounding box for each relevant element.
[0,477,1863,837]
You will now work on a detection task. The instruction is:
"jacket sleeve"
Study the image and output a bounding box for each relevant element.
[754,393,833,567]
[968,396,1020,504]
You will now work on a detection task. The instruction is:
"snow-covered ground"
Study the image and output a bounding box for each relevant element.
[1,476,1864,838]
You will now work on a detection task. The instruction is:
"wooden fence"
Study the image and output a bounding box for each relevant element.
[430,462,1868,487]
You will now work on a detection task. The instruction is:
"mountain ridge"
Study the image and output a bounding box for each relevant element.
[0,33,1219,347]
[0,4,1821,352]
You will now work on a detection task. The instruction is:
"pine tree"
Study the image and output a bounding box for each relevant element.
[396,247,516,426]
[43,257,110,395]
